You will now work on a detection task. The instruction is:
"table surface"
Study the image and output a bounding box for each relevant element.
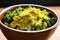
[0,6,60,40]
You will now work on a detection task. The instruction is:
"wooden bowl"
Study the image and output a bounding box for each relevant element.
[0,4,59,40]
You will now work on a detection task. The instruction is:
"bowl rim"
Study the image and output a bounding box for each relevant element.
[0,4,60,33]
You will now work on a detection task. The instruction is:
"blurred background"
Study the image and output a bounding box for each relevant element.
[0,0,60,7]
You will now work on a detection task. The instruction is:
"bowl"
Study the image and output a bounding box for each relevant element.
[0,4,59,40]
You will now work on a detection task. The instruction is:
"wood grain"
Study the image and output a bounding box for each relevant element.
[0,6,60,40]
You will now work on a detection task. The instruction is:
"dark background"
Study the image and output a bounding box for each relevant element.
[0,0,60,7]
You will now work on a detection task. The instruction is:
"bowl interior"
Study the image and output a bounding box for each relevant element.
[0,5,58,32]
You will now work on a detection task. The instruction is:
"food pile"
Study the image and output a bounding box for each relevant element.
[2,6,57,31]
